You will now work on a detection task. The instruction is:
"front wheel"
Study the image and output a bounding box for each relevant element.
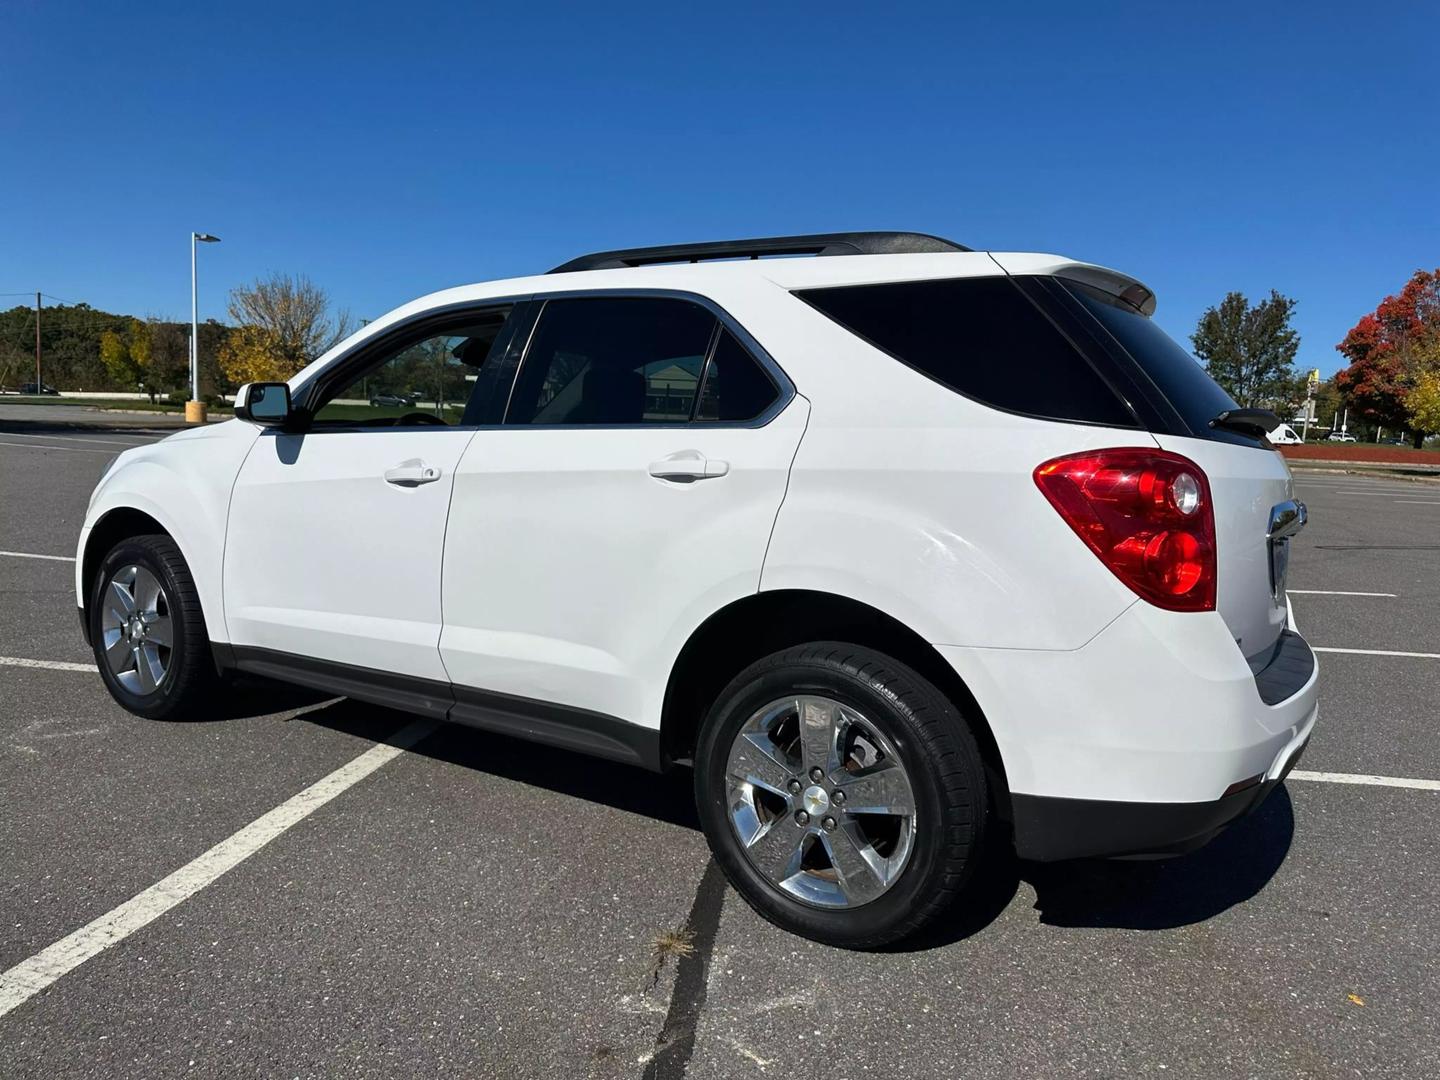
[694,642,989,949]
[90,534,217,720]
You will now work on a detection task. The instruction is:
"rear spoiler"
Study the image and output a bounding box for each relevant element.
[987,254,1157,316]
[1051,266,1156,316]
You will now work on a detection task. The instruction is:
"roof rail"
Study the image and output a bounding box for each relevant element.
[547,231,969,274]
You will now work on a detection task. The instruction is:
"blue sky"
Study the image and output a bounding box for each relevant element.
[3,1,1436,376]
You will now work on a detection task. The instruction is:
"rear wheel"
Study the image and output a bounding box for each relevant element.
[694,642,989,949]
[91,534,217,720]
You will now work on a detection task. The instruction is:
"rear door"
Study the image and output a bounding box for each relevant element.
[438,294,807,742]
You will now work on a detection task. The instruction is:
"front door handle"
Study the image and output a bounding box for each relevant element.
[648,452,729,481]
[384,460,442,486]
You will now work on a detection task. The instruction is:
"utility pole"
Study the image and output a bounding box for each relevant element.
[35,292,42,390]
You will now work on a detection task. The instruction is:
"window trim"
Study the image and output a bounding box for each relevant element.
[794,275,1147,432]
[501,289,793,430]
[289,289,793,433]
[290,296,534,433]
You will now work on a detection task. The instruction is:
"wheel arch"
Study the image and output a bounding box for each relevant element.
[660,589,1011,812]
[81,507,174,632]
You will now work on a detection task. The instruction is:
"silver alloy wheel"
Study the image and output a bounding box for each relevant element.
[725,695,917,909]
[100,564,173,695]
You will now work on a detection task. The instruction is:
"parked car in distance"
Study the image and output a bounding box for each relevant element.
[1267,423,1303,444]
[75,231,1319,948]
[369,392,417,408]
[1327,431,1358,443]
[20,381,60,395]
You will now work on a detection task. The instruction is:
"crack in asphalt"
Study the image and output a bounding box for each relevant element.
[641,859,727,1080]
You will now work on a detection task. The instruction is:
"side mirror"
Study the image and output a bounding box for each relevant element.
[234,382,292,426]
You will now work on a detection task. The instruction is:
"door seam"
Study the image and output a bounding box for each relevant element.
[757,393,812,595]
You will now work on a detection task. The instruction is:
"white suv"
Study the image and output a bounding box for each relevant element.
[77,232,1318,948]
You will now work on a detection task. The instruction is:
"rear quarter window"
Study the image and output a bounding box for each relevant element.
[1062,280,1257,447]
[796,276,1139,427]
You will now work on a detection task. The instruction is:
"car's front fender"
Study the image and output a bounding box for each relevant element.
[77,421,260,645]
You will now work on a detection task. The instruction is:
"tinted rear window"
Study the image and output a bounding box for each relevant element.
[797,277,1138,427]
[1063,280,1247,442]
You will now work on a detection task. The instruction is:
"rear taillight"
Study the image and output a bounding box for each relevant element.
[1034,449,1216,612]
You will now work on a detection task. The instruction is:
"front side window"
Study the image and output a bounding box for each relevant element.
[311,307,515,427]
[505,297,716,425]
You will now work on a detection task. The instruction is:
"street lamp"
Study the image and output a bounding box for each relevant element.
[190,232,220,423]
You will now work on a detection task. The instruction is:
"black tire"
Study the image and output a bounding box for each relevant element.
[90,534,217,720]
[694,642,989,949]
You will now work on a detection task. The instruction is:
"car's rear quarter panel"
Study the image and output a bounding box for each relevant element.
[751,285,1153,652]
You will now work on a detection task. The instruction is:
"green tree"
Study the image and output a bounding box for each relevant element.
[1191,291,1300,408]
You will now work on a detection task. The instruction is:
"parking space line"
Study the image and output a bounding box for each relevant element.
[1394,500,1440,505]
[1297,487,1439,496]
[0,550,76,562]
[0,432,157,448]
[0,718,437,1019]
[1313,647,1440,660]
[0,440,118,455]
[0,656,97,672]
[1287,589,1396,597]
[1290,770,1440,792]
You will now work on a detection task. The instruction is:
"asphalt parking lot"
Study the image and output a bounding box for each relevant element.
[2,409,1438,1079]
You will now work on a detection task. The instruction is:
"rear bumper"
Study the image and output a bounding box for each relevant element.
[1012,728,1310,861]
[938,601,1320,859]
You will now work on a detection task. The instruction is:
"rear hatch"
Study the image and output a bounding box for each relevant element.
[1055,276,1297,666]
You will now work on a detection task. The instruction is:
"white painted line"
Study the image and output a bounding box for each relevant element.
[0,431,155,449]
[0,718,436,1018]
[1313,647,1440,660]
[0,550,76,563]
[0,656,97,672]
[1394,500,1440,506]
[1332,489,1431,496]
[1287,589,1396,597]
[1290,770,1440,792]
[0,440,117,455]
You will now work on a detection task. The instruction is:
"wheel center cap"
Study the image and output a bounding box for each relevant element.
[801,785,830,817]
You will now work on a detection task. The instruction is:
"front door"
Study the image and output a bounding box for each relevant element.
[223,304,523,682]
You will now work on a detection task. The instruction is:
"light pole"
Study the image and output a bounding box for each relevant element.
[190,232,220,423]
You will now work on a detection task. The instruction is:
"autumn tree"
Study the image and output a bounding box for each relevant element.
[1410,371,1440,436]
[1191,291,1300,408]
[99,319,155,397]
[1334,268,1440,447]
[218,273,352,385]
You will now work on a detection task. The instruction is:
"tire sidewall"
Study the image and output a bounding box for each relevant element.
[90,539,196,719]
[695,654,967,947]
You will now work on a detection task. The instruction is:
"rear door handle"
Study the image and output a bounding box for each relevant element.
[648,453,729,481]
[384,460,442,486]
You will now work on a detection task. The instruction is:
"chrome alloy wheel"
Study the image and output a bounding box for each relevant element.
[725,695,917,908]
[100,564,173,695]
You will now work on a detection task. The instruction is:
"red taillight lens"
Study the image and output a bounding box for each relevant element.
[1033,449,1216,612]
